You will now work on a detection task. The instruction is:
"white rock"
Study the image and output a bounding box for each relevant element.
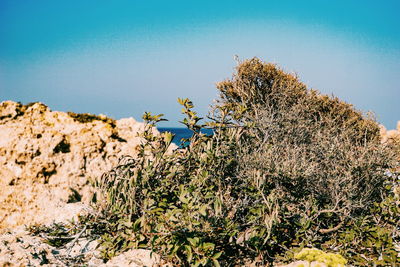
[0,101,152,231]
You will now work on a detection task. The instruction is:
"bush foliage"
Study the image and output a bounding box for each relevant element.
[85,58,399,266]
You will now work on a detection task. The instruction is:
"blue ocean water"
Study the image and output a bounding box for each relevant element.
[158,127,213,145]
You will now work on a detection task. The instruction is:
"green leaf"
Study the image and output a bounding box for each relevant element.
[184,245,193,262]
[202,242,215,251]
[163,131,174,144]
[214,198,222,216]
[148,207,164,214]
[187,237,200,247]
[212,259,221,267]
[212,251,222,260]
[199,205,208,216]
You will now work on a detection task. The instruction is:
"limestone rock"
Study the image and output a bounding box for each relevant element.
[0,226,101,266]
[0,101,156,231]
[0,226,166,267]
[101,249,166,267]
[380,121,400,143]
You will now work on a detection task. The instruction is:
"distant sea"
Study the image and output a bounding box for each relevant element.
[158,127,213,146]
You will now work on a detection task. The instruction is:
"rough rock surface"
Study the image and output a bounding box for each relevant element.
[0,101,150,231]
[0,227,164,266]
[380,121,400,144]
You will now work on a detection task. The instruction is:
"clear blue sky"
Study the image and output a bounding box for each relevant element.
[1,0,399,127]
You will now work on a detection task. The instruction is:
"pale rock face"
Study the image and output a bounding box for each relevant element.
[0,227,164,267]
[0,101,154,231]
[100,249,167,267]
[0,101,20,121]
[380,121,400,143]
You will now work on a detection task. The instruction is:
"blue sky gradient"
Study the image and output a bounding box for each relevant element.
[1,0,399,127]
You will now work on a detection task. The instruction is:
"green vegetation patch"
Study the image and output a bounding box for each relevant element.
[67,111,115,125]
[295,248,347,267]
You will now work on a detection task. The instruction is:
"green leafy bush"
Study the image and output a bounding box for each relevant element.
[90,58,398,266]
[294,248,347,267]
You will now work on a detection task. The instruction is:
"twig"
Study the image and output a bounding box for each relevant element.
[318,221,345,234]
[66,225,87,255]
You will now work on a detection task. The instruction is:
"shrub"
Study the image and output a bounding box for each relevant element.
[215,57,395,230]
[67,111,115,124]
[294,248,347,267]
[86,58,399,266]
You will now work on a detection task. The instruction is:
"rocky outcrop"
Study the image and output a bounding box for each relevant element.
[0,101,151,231]
[0,227,165,266]
[380,121,400,144]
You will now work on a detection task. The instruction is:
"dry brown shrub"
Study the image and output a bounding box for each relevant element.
[214,57,395,233]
